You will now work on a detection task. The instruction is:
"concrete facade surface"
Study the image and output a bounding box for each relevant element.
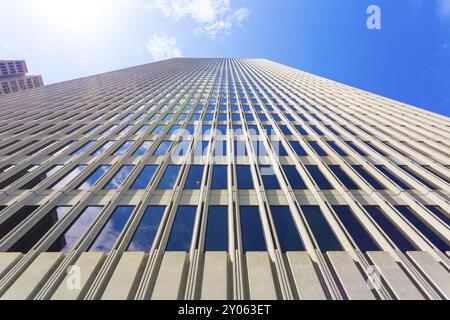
[0,58,449,300]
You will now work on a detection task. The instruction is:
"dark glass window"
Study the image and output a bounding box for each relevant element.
[271,206,304,252]
[153,141,172,156]
[211,165,228,190]
[375,165,411,190]
[104,165,134,189]
[289,141,308,156]
[294,125,308,135]
[326,141,347,156]
[214,140,227,156]
[0,165,38,189]
[205,206,228,251]
[395,206,450,252]
[49,165,88,190]
[127,206,165,251]
[133,141,153,156]
[184,165,204,189]
[236,165,254,189]
[114,140,134,156]
[259,166,281,189]
[332,206,379,252]
[240,206,266,252]
[167,125,181,135]
[0,206,39,240]
[282,165,307,189]
[352,165,385,190]
[363,141,387,156]
[399,166,435,190]
[426,206,450,227]
[9,207,71,253]
[48,206,104,253]
[166,206,197,252]
[329,165,359,190]
[151,125,165,135]
[364,206,415,251]
[77,165,111,190]
[306,165,333,190]
[157,165,181,189]
[130,165,158,190]
[20,165,63,190]
[302,206,342,252]
[310,125,324,136]
[308,141,327,156]
[345,141,367,156]
[195,141,209,156]
[279,125,292,135]
[89,206,134,252]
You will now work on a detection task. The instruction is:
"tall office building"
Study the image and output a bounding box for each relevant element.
[0,60,44,95]
[0,58,448,300]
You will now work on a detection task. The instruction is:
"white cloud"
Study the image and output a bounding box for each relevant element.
[195,7,250,39]
[438,0,450,17]
[147,33,183,61]
[146,0,250,39]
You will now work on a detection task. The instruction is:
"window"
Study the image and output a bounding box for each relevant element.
[211,165,228,190]
[130,165,158,190]
[308,141,327,156]
[89,206,135,252]
[0,165,39,189]
[425,206,450,227]
[302,206,342,252]
[48,141,76,156]
[157,165,181,189]
[375,165,411,190]
[236,165,254,189]
[166,206,197,251]
[114,140,134,156]
[271,206,304,252]
[352,165,385,190]
[184,165,204,189]
[103,165,134,189]
[290,141,308,156]
[252,140,268,156]
[77,165,111,190]
[9,207,71,253]
[240,206,266,252]
[47,206,104,252]
[294,125,308,136]
[310,125,324,136]
[136,125,150,135]
[363,141,387,156]
[234,140,247,156]
[194,141,209,156]
[214,140,227,156]
[345,141,367,156]
[205,206,228,251]
[259,165,281,189]
[128,206,166,251]
[398,166,435,189]
[151,125,165,135]
[172,141,190,157]
[279,125,292,135]
[282,165,307,189]
[91,141,115,156]
[364,206,415,251]
[49,165,88,190]
[395,206,449,252]
[153,141,172,156]
[168,125,181,135]
[0,206,39,240]
[329,165,359,190]
[72,141,96,156]
[20,165,63,190]
[326,141,347,156]
[332,206,379,252]
[306,165,333,190]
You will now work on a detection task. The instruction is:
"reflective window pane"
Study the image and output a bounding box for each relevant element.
[166,206,197,252]
[240,206,266,252]
[271,206,304,252]
[103,165,134,190]
[77,165,111,190]
[205,206,228,251]
[236,165,254,189]
[157,165,181,189]
[184,165,204,190]
[302,206,342,252]
[127,206,165,251]
[130,165,158,190]
[50,165,88,190]
[211,165,228,190]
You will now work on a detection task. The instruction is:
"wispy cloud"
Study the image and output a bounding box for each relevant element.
[1,42,23,53]
[147,33,183,61]
[146,0,250,39]
[438,0,450,17]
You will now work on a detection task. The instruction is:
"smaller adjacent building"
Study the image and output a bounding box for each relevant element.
[0,60,43,95]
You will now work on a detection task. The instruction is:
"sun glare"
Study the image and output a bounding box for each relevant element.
[32,0,109,34]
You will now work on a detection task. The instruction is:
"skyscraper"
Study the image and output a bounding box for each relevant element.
[0,60,44,95]
[0,58,448,300]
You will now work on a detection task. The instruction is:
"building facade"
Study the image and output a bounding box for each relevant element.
[0,58,448,300]
[0,60,44,95]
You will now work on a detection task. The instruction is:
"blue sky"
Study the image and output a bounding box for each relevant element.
[1,0,449,116]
